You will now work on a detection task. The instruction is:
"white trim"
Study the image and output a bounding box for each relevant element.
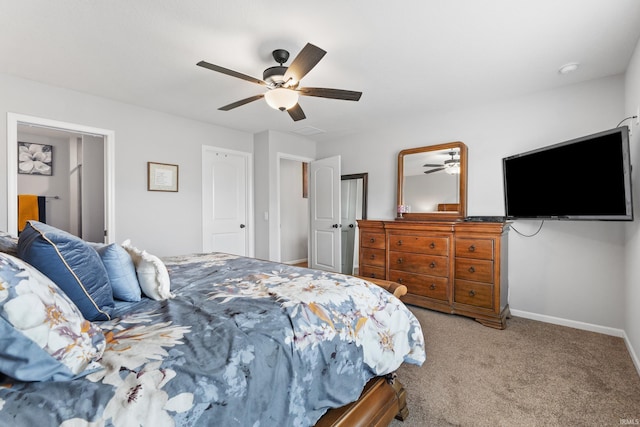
[510,309,625,337]
[7,113,116,242]
[201,145,254,258]
[274,152,314,262]
[622,330,640,377]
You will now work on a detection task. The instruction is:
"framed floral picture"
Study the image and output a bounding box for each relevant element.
[18,142,53,176]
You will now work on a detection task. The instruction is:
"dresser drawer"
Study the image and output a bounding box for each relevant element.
[359,265,386,280]
[388,234,449,256]
[455,280,493,309]
[389,252,449,277]
[360,247,385,267]
[455,238,494,260]
[389,271,448,301]
[361,232,385,249]
[455,258,493,283]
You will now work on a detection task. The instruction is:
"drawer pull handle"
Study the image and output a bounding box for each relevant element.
[370,273,376,278]
[397,240,403,246]
[398,278,404,284]
[429,283,436,290]
[397,258,404,264]
[468,245,476,252]
[369,254,376,260]
[468,266,475,273]
[429,262,436,269]
[469,290,476,297]
[429,242,436,249]
[370,238,376,243]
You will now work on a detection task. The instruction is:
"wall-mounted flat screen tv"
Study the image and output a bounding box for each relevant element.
[503,126,633,221]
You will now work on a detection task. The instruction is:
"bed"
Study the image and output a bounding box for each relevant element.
[0,223,425,427]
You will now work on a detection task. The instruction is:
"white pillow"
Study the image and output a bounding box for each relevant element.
[121,239,173,300]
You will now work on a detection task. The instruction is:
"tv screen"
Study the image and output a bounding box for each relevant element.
[503,126,633,221]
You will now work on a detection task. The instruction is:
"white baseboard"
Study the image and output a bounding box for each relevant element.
[284,258,307,265]
[511,309,640,377]
[510,309,624,336]
[622,330,640,378]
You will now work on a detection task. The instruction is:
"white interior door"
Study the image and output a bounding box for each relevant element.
[202,147,250,256]
[309,156,341,272]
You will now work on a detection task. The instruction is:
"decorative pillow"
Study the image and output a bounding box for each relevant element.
[17,221,114,321]
[0,252,106,381]
[0,231,18,256]
[92,243,141,302]
[121,239,173,301]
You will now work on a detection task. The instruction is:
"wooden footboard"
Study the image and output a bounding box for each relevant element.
[356,276,408,299]
[315,375,408,427]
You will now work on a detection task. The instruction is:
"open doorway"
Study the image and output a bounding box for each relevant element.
[278,156,310,265]
[7,113,115,242]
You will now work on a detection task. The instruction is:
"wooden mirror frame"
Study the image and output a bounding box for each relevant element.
[397,141,468,221]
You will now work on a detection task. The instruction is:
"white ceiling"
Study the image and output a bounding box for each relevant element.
[2,0,640,142]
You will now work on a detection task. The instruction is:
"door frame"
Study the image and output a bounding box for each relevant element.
[275,152,314,262]
[6,112,115,241]
[201,145,254,257]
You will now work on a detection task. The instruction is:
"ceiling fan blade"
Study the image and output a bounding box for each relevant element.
[283,43,326,84]
[287,103,306,121]
[218,94,265,111]
[424,167,445,174]
[298,87,362,101]
[197,61,266,86]
[423,163,442,167]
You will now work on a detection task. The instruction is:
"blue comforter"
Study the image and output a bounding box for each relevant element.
[0,252,425,427]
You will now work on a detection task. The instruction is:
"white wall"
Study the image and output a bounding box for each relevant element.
[0,73,253,256]
[317,75,627,331]
[279,158,309,263]
[624,36,640,372]
[253,130,315,261]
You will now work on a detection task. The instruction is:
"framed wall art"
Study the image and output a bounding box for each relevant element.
[147,162,179,192]
[18,142,53,176]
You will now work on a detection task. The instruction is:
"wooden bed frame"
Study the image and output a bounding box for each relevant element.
[315,276,410,426]
[317,375,408,427]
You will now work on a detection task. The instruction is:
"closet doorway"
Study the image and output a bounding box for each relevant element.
[7,113,115,242]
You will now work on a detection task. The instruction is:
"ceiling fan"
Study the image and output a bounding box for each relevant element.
[424,151,460,175]
[197,43,362,122]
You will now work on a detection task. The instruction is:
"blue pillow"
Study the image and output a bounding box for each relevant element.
[93,243,141,302]
[17,221,114,321]
[0,252,105,381]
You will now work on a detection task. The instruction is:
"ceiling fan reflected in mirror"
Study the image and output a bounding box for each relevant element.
[197,43,363,122]
[424,151,460,175]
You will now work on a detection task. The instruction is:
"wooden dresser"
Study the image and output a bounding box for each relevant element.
[358,219,510,329]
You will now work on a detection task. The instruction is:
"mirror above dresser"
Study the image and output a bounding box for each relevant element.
[397,141,468,221]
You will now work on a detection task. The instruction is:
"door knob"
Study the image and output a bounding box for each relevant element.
[239,224,246,228]
[332,224,341,228]
[349,224,355,228]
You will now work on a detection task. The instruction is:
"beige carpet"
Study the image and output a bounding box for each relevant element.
[391,307,640,427]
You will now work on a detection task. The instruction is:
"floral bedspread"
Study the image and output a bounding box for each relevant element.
[0,252,425,427]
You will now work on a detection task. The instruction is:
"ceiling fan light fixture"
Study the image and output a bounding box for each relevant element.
[445,164,460,175]
[444,158,460,175]
[264,88,299,111]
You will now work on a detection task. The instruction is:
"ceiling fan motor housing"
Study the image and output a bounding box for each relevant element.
[272,49,290,65]
[263,66,288,86]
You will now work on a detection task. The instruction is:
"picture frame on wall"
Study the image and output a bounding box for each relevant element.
[18,142,53,176]
[148,162,179,192]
